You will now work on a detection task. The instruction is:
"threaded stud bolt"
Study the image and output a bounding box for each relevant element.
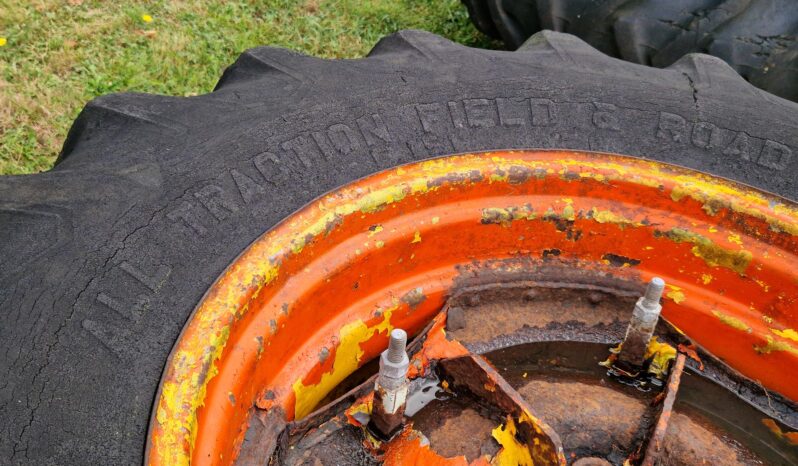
[386,329,407,363]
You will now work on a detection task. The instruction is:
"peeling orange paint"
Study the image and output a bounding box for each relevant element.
[408,313,469,379]
[762,419,798,445]
[345,393,373,427]
[383,428,475,466]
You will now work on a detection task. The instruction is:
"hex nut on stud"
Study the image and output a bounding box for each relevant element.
[618,278,665,367]
[379,329,409,382]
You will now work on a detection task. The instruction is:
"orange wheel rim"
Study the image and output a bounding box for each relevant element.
[145,150,798,466]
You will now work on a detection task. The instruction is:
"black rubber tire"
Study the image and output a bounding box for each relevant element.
[463,0,798,102]
[1,30,797,465]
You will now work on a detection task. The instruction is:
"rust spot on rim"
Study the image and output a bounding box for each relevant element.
[146,150,798,466]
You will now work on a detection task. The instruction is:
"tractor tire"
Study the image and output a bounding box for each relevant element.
[463,0,798,102]
[0,30,796,465]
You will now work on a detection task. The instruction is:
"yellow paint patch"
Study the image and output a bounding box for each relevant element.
[712,310,752,333]
[489,173,507,183]
[411,231,422,244]
[292,307,395,419]
[590,208,642,229]
[662,228,752,274]
[701,274,713,285]
[156,326,226,460]
[431,216,440,224]
[562,204,575,221]
[375,240,385,248]
[368,225,383,237]
[645,337,677,379]
[772,328,798,342]
[755,336,798,357]
[491,416,534,466]
[667,288,686,304]
[728,233,743,245]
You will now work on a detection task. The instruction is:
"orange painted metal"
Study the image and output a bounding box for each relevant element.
[407,312,468,379]
[146,150,798,466]
[382,428,489,466]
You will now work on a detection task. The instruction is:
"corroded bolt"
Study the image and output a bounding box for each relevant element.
[369,329,410,439]
[618,278,665,367]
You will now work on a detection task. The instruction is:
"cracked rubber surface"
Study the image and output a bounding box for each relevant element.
[0,29,797,465]
[464,0,798,101]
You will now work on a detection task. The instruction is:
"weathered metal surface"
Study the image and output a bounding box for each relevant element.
[256,312,787,465]
[277,414,379,465]
[439,355,567,465]
[270,313,566,465]
[446,267,639,353]
[510,349,767,464]
[233,408,285,466]
[460,279,798,429]
[641,352,686,466]
[146,150,798,466]
[369,385,407,439]
[410,404,499,462]
[763,418,798,446]
[271,347,766,465]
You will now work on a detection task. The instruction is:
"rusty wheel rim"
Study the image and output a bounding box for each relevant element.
[146,150,798,465]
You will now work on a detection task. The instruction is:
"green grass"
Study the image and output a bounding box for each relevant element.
[0,0,497,175]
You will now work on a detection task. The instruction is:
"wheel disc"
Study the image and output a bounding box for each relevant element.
[147,150,798,465]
